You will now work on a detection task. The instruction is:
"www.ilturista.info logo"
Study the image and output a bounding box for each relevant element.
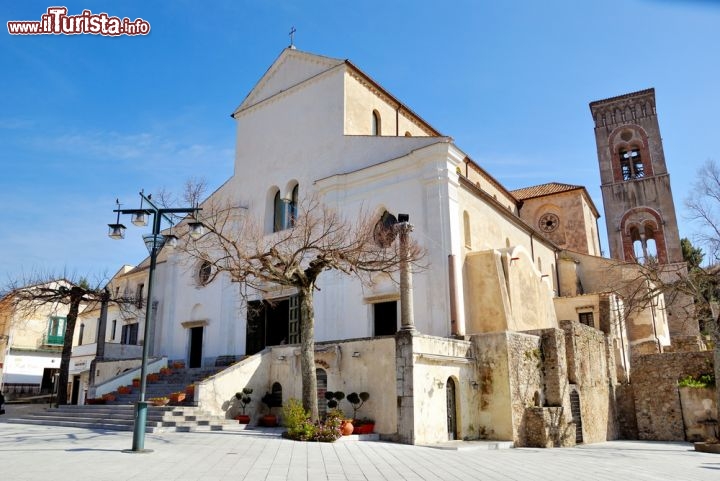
[7,7,150,36]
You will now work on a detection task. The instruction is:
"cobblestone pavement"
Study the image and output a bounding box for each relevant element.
[0,420,718,481]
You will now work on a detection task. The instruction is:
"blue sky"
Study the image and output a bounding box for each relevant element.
[1,0,719,284]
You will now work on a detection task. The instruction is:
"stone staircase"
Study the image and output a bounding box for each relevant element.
[5,366,241,433]
[109,367,221,406]
[6,404,242,433]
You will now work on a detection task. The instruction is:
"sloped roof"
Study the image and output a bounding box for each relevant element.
[510,182,583,200]
[511,182,601,219]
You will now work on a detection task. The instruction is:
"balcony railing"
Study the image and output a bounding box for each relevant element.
[46,334,64,345]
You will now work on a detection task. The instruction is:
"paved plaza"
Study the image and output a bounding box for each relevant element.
[1,405,719,481]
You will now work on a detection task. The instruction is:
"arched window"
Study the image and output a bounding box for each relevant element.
[372,110,381,136]
[273,190,284,232]
[316,368,328,418]
[619,148,643,180]
[197,260,212,285]
[463,211,471,248]
[288,184,299,227]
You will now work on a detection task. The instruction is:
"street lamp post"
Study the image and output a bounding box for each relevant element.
[109,191,202,453]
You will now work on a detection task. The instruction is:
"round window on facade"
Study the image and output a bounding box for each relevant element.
[538,213,560,233]
[197,261,212,286]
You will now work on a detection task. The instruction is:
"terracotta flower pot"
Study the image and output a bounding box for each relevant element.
[353,423,374,435]
[132,379,140,388]
[341,420,354,436]
[261,414,278,427]
[117,386,132,395]
[235,414,250,424]
[169,392,186,404]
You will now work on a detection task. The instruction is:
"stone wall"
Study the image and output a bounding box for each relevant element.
[196,337,397,433]
[524,407,575,448]
[408,333,477,444]
[678,387,718,442]
[560,320,618,443]
[615,383,638,439]
[632,350,714,440]
[473,331,545,445]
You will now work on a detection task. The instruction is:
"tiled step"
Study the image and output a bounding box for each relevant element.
[6,404,238,433]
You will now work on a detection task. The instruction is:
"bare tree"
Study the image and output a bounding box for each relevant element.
[180,195,424,421]
[3,274,135,405]
[684,159,720,414]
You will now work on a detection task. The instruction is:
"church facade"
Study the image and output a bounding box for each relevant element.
[68,48,711,446]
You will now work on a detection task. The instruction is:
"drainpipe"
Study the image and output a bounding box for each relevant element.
[614,294,629,382]
[395,105,400,136]
[554,251,561,296]
[677,385,688,441]
[448,255,459,336]
[530,232,535,261]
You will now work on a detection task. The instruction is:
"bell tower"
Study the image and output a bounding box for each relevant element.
[590,88,699,342]
[590,88,682,265]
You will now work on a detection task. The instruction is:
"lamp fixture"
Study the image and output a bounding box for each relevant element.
[131,211,148,227]
[132,195,149,226]
[277,355,286,361]
[108,199,126,240]
[109,190,202,453]
[164,233,179,249]
[352,351,361,358]
[188,221,205,240]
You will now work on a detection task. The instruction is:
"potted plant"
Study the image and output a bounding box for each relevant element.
[346,392,372,434]
[261,390,282,426]
[149,396,169,406]
[324,392,353,435]
[146,373,160,383]
[234,388,253,424]
[102,392,117,402]
[353,418,375,435]
[172,360,185,369]
[169,391,186,404]
[324,391,345,409]
[117,385,132,395]
[159,367,172,376]
[185,384,195,396]
[346,392,369,419]
[132,378,140,388]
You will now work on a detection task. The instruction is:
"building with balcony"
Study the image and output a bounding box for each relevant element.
[0,281,76,399]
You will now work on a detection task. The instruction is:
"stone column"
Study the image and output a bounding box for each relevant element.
[395,329,416,444]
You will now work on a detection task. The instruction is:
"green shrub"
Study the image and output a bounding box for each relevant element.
[283,398,311,439]
[678,374,715,388]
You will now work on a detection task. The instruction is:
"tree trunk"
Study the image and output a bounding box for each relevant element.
[299,286,318,422]
[713,315,720,422]
[57,289,82,406]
